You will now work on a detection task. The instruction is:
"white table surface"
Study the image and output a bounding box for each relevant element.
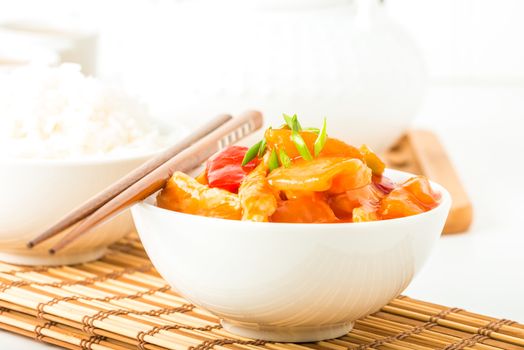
[2,85,524,348]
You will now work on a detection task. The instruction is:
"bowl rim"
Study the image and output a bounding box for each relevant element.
[0,148,163,166]
[133,168,452,229]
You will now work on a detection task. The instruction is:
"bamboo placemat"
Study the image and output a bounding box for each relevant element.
[0,234,522,350]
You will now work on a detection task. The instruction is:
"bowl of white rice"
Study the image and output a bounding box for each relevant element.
[0,63,185,265]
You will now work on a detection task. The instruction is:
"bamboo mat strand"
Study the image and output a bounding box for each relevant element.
[0,233,522,350]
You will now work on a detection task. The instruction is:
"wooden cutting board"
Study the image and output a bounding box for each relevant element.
[385,130,473,234]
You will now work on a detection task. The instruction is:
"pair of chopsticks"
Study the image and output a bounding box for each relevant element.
[28,110,264,254]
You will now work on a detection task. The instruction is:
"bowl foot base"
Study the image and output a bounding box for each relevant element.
[0,247,107,266]
[221,319,354,342]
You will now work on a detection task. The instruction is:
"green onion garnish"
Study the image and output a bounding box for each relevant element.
[304,127,320,134]
[279,149,292,168]
[268,148,280,171]
[314,117,327,157]
[283,113,294,129]
[291,114,302,131]
[291,129,313,161]
[284,113,302,131]
[257,138,267,157]
[242,140,262,166]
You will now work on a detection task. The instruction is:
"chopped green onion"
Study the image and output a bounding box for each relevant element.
[279,149,292,168]
[242,140,262,166]
[283,113,302,131]
[304,127,320,134]
[268,148,280,172]
[291,130,313,161]
[258,138,267,157]
[283,113,294,129]
[314,117,327,157]
[291,114,302,131]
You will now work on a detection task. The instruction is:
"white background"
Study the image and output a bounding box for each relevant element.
[3,0,524,83]
[1,0,524,348]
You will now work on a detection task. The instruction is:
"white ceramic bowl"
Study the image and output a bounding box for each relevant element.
[132,169,451,342]
[0,153,156,266]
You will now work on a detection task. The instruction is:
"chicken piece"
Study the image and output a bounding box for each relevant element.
[265,128,363,160]
[329,184,383,220]
[157,172,241,220]
[238,162,278,222]
[401,176,441,208]
[195,170,208,185]
[352,205,379,222]
[329,162,373,194]
[267,157,371,194]
[379,188,426,219]
[379,176,440,219]
[271,193,338,223]
[281,190,315,200]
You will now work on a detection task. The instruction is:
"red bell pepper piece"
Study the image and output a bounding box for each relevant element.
[206,146,259,193]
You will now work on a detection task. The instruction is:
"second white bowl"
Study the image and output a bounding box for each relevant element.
[0,154,154,266]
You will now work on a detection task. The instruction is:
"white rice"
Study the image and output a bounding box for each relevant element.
[0,63,171,159]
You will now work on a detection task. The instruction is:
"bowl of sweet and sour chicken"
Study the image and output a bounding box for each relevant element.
[132,115,451,342]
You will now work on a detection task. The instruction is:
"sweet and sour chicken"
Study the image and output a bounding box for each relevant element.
[157,115,440,223]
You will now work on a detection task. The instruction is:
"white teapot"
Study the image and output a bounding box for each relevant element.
[143,0,426,151]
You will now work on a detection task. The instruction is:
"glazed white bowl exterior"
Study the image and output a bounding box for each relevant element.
[132,169,451,342]
[0,154,154,266]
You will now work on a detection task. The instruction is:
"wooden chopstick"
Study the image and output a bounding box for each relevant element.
[27,113,232,248]
[48,110,263,254]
